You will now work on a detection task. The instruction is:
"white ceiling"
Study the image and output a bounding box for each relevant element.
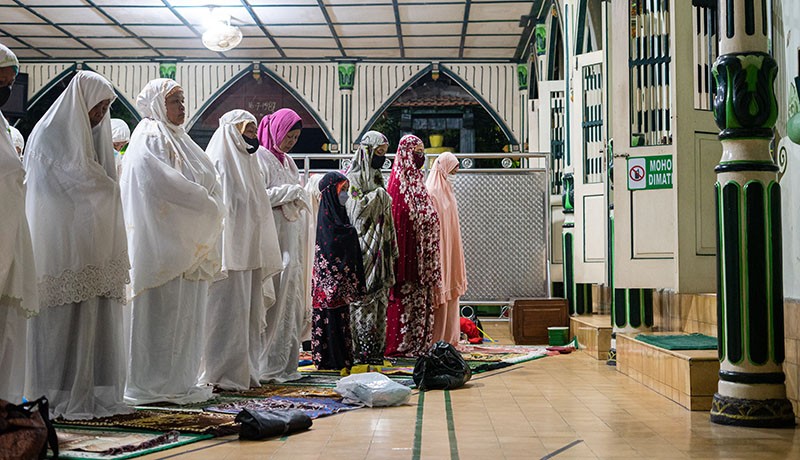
[0,0,539,61]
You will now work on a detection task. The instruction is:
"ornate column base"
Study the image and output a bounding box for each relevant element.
[710,394,795,428]
[606,349,616,366]
[606,333,616,366]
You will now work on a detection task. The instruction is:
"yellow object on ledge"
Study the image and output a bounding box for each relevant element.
[425,147,454,154]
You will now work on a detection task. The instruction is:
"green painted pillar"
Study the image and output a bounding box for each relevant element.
[337,62,355,153]
[562,172,575,311]
[561,173,592,316]
[561,173,592,315]
[709,0,794,427]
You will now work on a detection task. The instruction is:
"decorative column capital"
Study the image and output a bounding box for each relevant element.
[517,64,529,91]
[712,52,778,140]
[534,24,547,56]
[562,172,574,213]
[338,63,356,91]
[159,62,177,80]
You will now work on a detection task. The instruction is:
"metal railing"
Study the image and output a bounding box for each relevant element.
[289,151,553,302]
[287,151,550,183]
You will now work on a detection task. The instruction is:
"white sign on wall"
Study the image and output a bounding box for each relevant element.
[627,157,647,190]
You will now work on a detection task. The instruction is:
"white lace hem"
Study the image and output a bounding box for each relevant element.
[0,295,39,318]
[38,253,131,308]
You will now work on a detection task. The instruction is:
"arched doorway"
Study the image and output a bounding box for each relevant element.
[187,70,329,154]
[12,71,138,142]
[369,72,509,166]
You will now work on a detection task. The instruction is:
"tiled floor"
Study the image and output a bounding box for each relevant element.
[139,321,800,459]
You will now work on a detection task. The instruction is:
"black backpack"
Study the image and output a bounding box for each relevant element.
[412,341,472,391]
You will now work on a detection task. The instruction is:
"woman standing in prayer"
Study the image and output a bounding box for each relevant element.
[120,79,224,404]
[0,44,37,403]
[110,118,130,153]
[384,134,442,357]
[311,172,365,370]
[110,119,130,177]
[345,131,398,364]
[24,71,130,419]
[256,108,311,382]
[425,152,467,346]
[201,110,283,390]
[301,173,325,346]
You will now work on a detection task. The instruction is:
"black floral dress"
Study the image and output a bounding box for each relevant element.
[310,172,366,370]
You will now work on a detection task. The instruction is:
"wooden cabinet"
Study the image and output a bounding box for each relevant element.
[509,298,569,345]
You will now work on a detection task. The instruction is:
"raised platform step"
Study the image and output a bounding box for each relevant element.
[616,333,719,411]
[569,314,611,360]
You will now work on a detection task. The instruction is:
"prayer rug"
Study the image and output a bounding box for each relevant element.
[267,374,342,387]
[635,333,718,350]
[55,410,239,436]
[137,396,238,411]
[55,427,209,460]
[283,373,415,388]
[223,385,340,399]
[460,344,549,355]
[460,352,530,362]
[204,396,362,419]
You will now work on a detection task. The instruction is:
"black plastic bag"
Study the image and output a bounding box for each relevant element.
[234,409,312,440]
[413,341,472,391]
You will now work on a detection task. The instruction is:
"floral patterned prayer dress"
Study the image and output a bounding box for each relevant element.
[384,134,442,357]
[310,171,366,370]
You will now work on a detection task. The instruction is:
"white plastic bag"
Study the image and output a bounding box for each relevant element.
[335,372,411,407]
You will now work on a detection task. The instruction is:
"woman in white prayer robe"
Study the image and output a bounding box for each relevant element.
[200,110,283,391]
[23,70,130,420]
[255,108,310,382]
[110,118,130,176]
[120,79,224,404]
[300,173,325,344]
[0,44,37,404]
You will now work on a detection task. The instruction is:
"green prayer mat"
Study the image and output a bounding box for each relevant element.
[635,333,718,350]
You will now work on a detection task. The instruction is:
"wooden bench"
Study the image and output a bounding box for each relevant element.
[569,315,612,360]
[616,333,719,411]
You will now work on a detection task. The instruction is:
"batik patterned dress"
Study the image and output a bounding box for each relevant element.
[345,131,399,364]
[384,135,442,357]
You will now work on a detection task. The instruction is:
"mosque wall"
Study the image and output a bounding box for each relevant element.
[22,63,76,108]
[773,0,800,418]
[17,60,523,154]
[348,62,430,148]
[85,62,160,118]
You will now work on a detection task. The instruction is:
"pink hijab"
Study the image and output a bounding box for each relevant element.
[425,152,467,305]
[257,108,302,163]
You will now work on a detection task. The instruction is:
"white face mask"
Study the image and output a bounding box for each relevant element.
[446,173,456,184]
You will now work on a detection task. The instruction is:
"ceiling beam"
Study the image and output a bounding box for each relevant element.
[11,0,108,59]
[84,0,165,58]
[161,0,226,59]
[0,24,52,58]
[391,0,405,58]
[315,1,346,58]
[458,0,471,58]
[240,0,286,58]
